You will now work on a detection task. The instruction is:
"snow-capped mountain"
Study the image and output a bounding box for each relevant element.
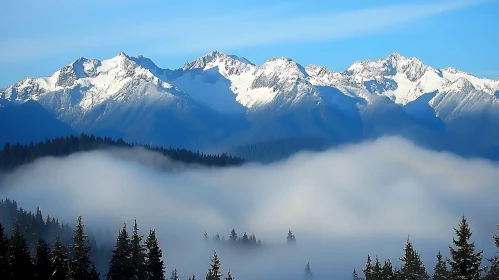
[2,50,499,160]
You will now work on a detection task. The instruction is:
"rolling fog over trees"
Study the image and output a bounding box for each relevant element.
[1,136,499,279]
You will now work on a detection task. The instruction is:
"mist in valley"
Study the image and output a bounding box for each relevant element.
[1,136,498,280]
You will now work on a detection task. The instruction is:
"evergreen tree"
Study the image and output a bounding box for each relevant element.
[286,230,296,245]
[0,223,8,280]
[8,222,33,279]
[68,216,92,280]
[432,251,449,280]
[363,255,373,280]
[51,234,69,280]
[206,251,222,280]
[34,238,53,280]
[225,268,234,280]
[304,262,314,280]
[352,267,361,280]
[483,224,499,280]
[90,264,100,280]
[382,259,394,280]
[448,216,483,280]
[372,256,382,280]
[171,267,179,280]
[400,236,430,280]
[191,274,196,280]
[130,218,147,280]
[107,223,133,280]
[240,233,249,245]
[204,232,209,242]
[228,229,237,244]
[145,229,165,280]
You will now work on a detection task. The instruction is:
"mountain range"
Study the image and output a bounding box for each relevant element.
[1,50,499,161]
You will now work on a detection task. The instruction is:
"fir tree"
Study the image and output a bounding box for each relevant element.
[191,274,196,280]
[400,236,430,280]
[34,238,53,280]
[372,256,382,280]
[90,264,100,280]
[240,233,249,245]
[304,262,314,280]
[482,224,498,280]
[225,268,234,280]
[107,223,133,280]
[448,216,483,280]
[0,223,8,280]
[352,267,361,280]
[286,229,296,245]
[130,218,147,280]
[171,267,179,280]
[145,229,165,280]
[8,222,33,279]
[382,259,394,280]
[206,251,222,280]
[432,251,449,280]
[363,255,373,280]
[51,234,69,280]
[68,216,92,280]
[204,232,209,242]
[229,229,238,244]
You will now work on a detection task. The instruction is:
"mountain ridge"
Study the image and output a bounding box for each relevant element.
[2,51,499,160]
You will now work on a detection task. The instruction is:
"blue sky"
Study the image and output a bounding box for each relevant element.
[1,0,498,87]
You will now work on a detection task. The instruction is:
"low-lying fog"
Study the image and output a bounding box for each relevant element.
[1,136,498,279]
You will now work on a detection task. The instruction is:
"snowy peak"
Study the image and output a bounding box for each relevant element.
[182,50,253,71]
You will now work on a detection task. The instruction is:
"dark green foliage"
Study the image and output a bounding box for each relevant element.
[34,238,53,279]
[0,223,8,279]
[90,264,100,280]
[51,234,69,280]
[363,255,373,280]
[130,219,147,280]
[206,251,222,280]
[107,223,133,280]
[400,237,430,280]
[67,216,93,280]
[304,262,314,280]
[448,216,483,280]
[145,229,165,280]
[432,251,449,280]
[372,256,382,280]
[483,225,499,280]
[0,133,244,171]
[171,267,179,280]
[382,259,394,280]
[8,222,33,279]
[286,229,296,245]
[225,268,234,280]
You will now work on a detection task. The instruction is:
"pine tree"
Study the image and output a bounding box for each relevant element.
[483,224,499,280]
[206,251,222,280]
[171,267,179,280]
[89,264,100,280]
[400,236,430,280]
[68,216,92,280]
[286,229,296,245]
[432,251,449,280]
[372,256,382,280]
[229,229,238,244]
[34,238,53,280]
[382,259,394,280]
[145,229,165,280]
[107,223,133,280]
[304,262,314,280]
[240,233,249,245]
[191,274,196,280]
[130,218,147,280]
[352,267,361,280]
[51,234,69,280]
[0,223,9,280]
[225,268,234,280]
[8,222,33,279]
[448,216,483,280]
[363,255,373,280]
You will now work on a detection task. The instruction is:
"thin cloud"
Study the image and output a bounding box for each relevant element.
[0,1,482,63]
